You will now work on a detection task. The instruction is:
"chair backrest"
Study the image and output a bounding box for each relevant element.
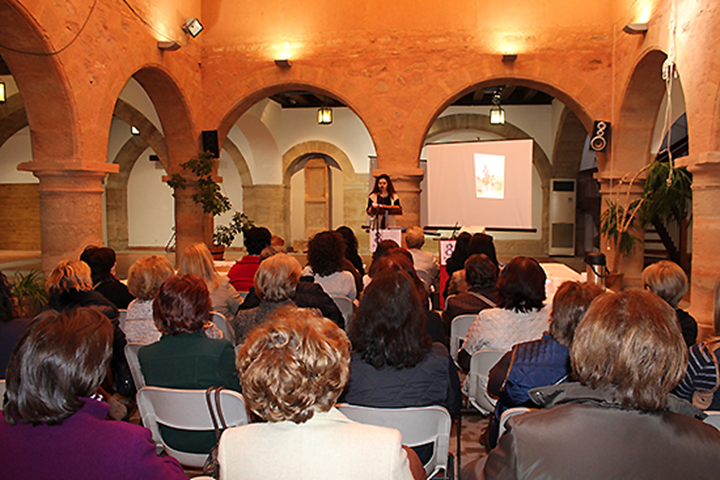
[468,349,507,414]
[118,309,127,331]
[337,403,452,479]
[211,311,234,344]
[449,314,476,365]
[331,295,354,330]
[137,386,248,468]
[704,411,720,431]
[124,342,147,389]
[0,379,5,409]
[498,407,532,439]
[237,291,248,300]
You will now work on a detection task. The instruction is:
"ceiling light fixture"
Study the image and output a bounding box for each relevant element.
[0,80,6,103]
[131,126,140,136]
[157,41,181,51]
[182,18,204,38]
[502,54,518,63]
[489,92,505,125]
[623,23,649,34]
[317,106,333,125]
[274,59,292,68]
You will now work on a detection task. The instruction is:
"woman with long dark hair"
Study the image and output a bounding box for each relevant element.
[343,269,461,464]
[367,174,402,228]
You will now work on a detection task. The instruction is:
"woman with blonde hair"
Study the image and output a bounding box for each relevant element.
[179,242,242,322]
[125,255,175,344]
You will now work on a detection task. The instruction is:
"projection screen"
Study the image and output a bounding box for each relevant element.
[425,139,534,229]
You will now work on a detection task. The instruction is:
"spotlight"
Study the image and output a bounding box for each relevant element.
[0,80,5,103]
[183,18,204,38]
[131,126,140,136]
[274,59,292,68]
[502,54,518,63]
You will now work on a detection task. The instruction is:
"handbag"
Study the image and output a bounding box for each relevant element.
[203,386,228,479]
[692,339,720,410]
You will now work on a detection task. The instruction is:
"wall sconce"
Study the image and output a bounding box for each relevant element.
[157,41,181,51]
[502,54,518,63]
[131,126,140,136]
[489,92,505,125]
[317,106,333,125]
[182,18,204,38]
[623,23,648,34]
[0,80,5,103]
[274,59,292,68]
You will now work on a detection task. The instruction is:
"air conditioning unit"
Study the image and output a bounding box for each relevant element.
[549,179,576,256]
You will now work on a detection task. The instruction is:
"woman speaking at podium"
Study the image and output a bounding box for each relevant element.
[367,174,402,229]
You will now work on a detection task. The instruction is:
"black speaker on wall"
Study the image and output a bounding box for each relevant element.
[590,121,611,152]
[202,130,220,158]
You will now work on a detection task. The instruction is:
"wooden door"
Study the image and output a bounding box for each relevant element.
[304,157,329,240]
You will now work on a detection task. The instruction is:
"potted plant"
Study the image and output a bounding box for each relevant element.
[11,270,48,318]
[166,151,232,217]
[212,212,256,260]
[599,170,646,288]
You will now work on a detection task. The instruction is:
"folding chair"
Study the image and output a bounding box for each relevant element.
[704,410,720,431]
[211,311,234,344]
[337,403,454,479]
[0,379,5,409]
[449,315,476,368]
[124,342,146,389]
[498,407,532,439]
[118,309,127,331]
[137,386,248,468]
[467,349,507,414]
[331,295,354,330]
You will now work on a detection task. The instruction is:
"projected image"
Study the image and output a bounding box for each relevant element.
[474,153,505,199]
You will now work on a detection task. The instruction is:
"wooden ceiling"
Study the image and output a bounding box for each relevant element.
[269,85,554,109]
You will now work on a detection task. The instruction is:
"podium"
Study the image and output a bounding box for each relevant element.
[367,204,403,251]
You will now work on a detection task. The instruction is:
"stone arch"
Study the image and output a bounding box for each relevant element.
[282,141,367,249]
[553,108,588,178]
[614,50,669,173]
[223,138,253,187]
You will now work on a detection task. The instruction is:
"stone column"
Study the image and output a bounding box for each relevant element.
[596,175,645,289]
[28,168,109,273]
[372,168,425,229]
[344,176,371,253]
[173,183,212,267]
[686,153,720,340]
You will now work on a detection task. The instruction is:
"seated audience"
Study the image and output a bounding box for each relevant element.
[124,255,175,344]
[337,225,366,277]
[404,226,439,290]
[485,281,603,448]
[0,270,29,378]
[442,253,499,334]
[460,256,550,371]
[46,260,132,397]
[218,306,420,480]
[675,278,720,409]
[443,231,471,300]
[179,242,241,323]
[80,245,134,309]
[0,308,185,479]
[239,248,344,326]
[462,289,720,480]
[362,239,400,288]
[369,250,445,344]
[231,253,301,345]
[303,230,357,301]
[642,260,698,347]
[139,274,241,454]
[228,226,272,292]
[342,269,461,464]
[468,232,499,267]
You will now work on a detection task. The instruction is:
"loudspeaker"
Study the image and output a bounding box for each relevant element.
[590,121,610,152]
[202,130,220,158]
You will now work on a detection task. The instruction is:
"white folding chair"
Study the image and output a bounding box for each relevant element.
[467,349,507,414]
[118,309,127,331]
[704,410,720,431]
[137,386,249,468]
[337,403,454,480]
[449,315,476,367]
[331,295,354,330]
[124,342,146,389]
[498,407,532,439]
[211,311,234,344]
